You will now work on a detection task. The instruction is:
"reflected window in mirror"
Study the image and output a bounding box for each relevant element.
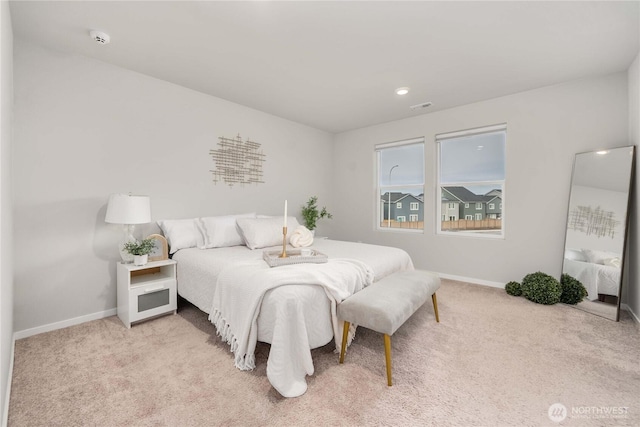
[561,146,635,321]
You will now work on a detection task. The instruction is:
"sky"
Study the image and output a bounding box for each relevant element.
[440,132,505,183]
[379,131,505,187]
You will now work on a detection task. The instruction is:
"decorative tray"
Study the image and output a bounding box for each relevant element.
[263,249,328,267]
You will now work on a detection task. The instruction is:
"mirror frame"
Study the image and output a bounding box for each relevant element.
[561,145,636,321]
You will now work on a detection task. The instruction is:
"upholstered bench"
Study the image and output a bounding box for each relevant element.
[337,269,440,386]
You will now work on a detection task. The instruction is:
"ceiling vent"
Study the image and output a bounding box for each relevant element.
[409,102,433,110]
[89,30,110,45]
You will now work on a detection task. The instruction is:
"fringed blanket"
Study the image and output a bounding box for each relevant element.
[208,258,373,395]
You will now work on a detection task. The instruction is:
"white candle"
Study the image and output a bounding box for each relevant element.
[283,200,288,228]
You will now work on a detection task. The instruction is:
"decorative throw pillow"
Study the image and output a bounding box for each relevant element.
[603,258,622,269]
[157,218,203,254]
[236,216,300,250]
[197,213,256,249]
[582,249,619,265]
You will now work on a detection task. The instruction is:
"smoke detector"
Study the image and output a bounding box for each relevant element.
[409,102,433,110]
[89,30,110,45]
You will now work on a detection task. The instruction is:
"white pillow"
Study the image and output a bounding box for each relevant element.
[603,258,622,269]
[236,216,300,250]
[564,248,587,262]
[197,213,256,249]
[157,218,203,254]
[582,249,619,265]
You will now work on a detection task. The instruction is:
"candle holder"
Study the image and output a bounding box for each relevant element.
[279,226,288,258]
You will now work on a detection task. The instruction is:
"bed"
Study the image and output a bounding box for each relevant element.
[563,258,621,301]
[172,238,414,397]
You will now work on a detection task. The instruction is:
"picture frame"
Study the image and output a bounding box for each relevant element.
[146,234,169,261]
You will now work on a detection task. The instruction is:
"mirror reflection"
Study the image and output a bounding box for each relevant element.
[562,146,635,321]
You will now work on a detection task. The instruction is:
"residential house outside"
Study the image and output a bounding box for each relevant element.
[441,186,502,232]
[381,192,424,228]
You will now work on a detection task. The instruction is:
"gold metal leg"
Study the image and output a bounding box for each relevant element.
[339,321,350,364]
[384,334,392,386]
[432,293,440,323]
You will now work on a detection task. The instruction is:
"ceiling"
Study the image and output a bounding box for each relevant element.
[9,1,640,134]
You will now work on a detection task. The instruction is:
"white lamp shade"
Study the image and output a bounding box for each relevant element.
[105,194,151,225]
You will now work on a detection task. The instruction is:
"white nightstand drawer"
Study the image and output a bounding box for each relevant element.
[128,279,177,324]
[117,259,178,328]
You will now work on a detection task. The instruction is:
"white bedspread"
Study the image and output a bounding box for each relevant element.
[209,258,373,397]
[563,258,621,301]
[172,239,414,397]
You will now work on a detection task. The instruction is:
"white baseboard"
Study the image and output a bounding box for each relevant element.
[13,308,117,341]
[2,337,14,427]
[621,303,640,323]
[437,272,504,289]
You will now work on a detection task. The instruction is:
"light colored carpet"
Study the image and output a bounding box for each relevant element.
[8,279,640,426]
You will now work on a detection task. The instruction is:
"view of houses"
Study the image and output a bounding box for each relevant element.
[380,186,503,231]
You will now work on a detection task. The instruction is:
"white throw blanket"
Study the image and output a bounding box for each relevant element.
[289,225,314,248]
[208,258,373,396]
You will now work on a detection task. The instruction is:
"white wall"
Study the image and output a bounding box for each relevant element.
[0,0,13,422]
[332,73,629,286]
[12,40,334,333]
[628,51,640,319]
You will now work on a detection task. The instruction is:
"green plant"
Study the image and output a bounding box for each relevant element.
[521,272,561,305]
[505,281,522,297]
[122,238,156,256]
[560,273,588,305]
[301,196,332,230]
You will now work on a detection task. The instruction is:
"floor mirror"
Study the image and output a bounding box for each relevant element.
[561,146,635,321]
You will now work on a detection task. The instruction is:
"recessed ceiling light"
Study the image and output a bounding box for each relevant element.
[395,87,409,96]
[596,150,609,155]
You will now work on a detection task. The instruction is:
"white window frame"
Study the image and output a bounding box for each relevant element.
[409,214,418,222]
[436,124,506,239]
[375,137,425,233]
[476,203,482,210]
[396,202,402,209]
[475,213,482,220]
[465,215,473,220]
[489,203,495,209]
[410,202,419,211]
[396,216,406,222]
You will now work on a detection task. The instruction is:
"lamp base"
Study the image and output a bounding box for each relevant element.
[119,224,137,263]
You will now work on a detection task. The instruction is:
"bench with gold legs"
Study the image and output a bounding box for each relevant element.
[337,270,440,386]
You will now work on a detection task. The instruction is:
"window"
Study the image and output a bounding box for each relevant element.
[376,138,425,231]
[448,203,455,209]
[437,124,506,237]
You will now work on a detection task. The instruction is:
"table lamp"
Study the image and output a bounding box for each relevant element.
[105,193,151,262]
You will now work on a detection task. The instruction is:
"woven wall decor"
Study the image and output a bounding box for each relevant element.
[209,134,265,187]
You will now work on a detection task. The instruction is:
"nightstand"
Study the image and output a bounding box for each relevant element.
[117,259,177,328]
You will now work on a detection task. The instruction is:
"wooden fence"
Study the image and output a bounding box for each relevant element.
[380,220,424,229]
[441,219,502,231]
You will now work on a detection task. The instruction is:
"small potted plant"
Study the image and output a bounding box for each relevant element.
[301,196,333,233]
[122,238,156,266]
